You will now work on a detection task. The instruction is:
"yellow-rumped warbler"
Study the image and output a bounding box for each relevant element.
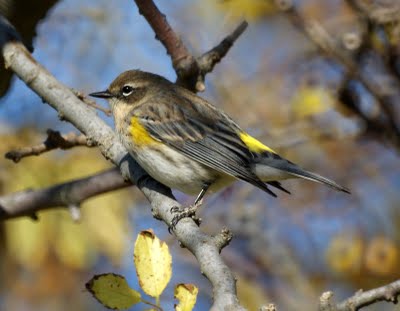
[90,70,349,226]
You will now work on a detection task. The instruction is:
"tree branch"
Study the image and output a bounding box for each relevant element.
[72,88,112,116]
[5,129,91,162]
[134,0,247,92]
[198,21,248,74]
[0,168,129,219]
[319,279,400,311]
[1,19,245,311]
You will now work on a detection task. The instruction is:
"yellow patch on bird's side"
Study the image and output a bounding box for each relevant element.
[239,132,276,154]
[130,116,157,146]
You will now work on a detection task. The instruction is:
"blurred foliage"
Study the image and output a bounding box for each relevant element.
[291,84,336,118]
[212,0,277,21]
[0,128,134,309]
[0,128,133,269]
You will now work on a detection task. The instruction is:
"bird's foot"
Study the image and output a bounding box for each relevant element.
[169,199,203,233]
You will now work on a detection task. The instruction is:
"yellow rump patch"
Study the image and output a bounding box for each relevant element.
[239,132,276,154]
[130,116,157,146]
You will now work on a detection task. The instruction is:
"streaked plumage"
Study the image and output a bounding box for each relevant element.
[90,70,350,200]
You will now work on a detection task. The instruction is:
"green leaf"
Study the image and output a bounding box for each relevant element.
[86,273,141,310]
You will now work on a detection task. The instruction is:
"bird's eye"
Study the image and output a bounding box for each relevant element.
[121,85,134,97]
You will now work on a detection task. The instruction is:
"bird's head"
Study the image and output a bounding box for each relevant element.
[89,70,170,110]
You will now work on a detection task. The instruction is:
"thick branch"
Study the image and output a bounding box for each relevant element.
[5,129,91,162]
[134,0,196,82]
[0,168,129,219]
[1,28,244,311]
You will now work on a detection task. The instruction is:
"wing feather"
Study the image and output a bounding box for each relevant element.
[136,100,276,196]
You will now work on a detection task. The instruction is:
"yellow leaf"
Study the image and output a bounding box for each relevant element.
[291,86,334,119]
[134,230,172,298]
[86,273,141,310]
[213,0,276,20]
[174,283,198,311]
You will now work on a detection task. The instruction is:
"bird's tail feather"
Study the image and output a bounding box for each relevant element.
[283,165,350,194]
[255,153,350,193]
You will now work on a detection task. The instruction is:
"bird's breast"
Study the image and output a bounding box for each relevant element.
[128,142,234,195]
[129,116,159,147]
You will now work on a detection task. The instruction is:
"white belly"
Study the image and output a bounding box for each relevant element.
[132,144,235,195]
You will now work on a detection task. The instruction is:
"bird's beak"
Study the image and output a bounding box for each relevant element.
[89,90,113,99]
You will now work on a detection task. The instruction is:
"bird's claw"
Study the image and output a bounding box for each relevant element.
[168,202,202,233]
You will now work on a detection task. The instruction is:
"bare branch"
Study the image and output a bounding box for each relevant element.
[335,280,400,310]
[133,0,197,83]
[317,280,400,311]
[5,129,91,162]
[319,291,335,311]
[133,0,247,93]
[198,21,248,74]
[196,21,248,91]
[0,168,129,220]
[72,88,112,116]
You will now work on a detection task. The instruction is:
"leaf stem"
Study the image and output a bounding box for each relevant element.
[141,298,163,311]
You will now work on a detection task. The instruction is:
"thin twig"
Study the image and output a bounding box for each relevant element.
[72,88,112,116]
[5,129,91,162]
[335,279,400,310]
[198,21,248,74]
[196,21,248,91]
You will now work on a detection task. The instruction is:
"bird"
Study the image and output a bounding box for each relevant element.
[90,70,350,228]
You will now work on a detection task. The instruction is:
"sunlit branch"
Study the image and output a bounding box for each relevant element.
[0,168,129,220]
[5,129,91,162]
[337,280,400,310]
[319,279,400,311]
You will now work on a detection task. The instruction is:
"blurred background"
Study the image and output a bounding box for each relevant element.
[0,0,399,310]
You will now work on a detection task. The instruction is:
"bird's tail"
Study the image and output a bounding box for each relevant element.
[282,164,350,194]
[254,153,350,194]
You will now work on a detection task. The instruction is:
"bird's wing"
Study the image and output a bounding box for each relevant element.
[135,99,277,196]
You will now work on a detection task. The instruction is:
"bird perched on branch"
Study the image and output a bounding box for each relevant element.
[90,70,349,228]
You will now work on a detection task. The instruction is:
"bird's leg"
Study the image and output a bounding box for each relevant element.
[170,183,210,232]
